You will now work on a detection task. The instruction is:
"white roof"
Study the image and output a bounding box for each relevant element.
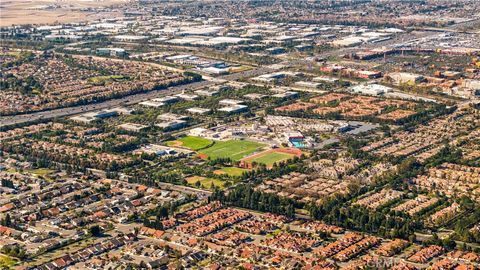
[114,35,148,40]
[351,84,392,95]
[218,104,248,112]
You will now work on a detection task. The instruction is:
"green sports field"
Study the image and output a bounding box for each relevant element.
[215,167,250,177]
[246,151,295,166]
[199,140,265,161]
[166,136,213,151]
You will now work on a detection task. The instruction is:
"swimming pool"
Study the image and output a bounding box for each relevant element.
[291,140,305,148]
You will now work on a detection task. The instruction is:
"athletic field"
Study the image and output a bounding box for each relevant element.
[241,148,302,167]
[199,140,265,161]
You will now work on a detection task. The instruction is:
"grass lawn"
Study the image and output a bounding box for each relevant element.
[229,65,252,73]
[28,168,55,176]
[166,136,213,151]
[215,167,250,177]
[0,254,18,268]
[88,75,126,85]
[0,51,21,57]
[295,208,310,216]
[247,151,295,166]
[186,176,225,190]
[26,168,55,182]
[199,140,265,161]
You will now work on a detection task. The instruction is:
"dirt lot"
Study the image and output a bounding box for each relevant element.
[0,0,125,26]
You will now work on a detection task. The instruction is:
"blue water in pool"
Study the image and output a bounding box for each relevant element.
[291,141,305,148]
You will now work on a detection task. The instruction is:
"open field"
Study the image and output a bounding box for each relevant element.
[186,176,225,190]
[0,0,124,26]
[199,140,266,161]
[0,254,17,268]
[214,167,250,177]
[166,136,213,151]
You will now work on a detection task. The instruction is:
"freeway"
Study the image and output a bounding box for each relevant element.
[0,80,212,127]
[0,66,274,128]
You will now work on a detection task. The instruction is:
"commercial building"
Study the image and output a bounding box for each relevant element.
[157,113,188,121]
[96,48,127,57]
[219,99,245,106]
[313,77,339,84]
[186,107,211,115]
[113,35,149,42]
[387,72,425,85]
[244,93,268,100]
[201,66,230,75]
[133,144,177,156]
[252,73,287,83]
[155,96,180,104]
[331,37,364,47]
[294,81,322,89]
[139,100,165,108]
[118,123,148,132]
[351,84,392,96]
[108,107,134,115]
[218,104,248,114]
[355,70,382,79]
[266,47,286,55]
[272,91,299,99]
[189,127,209,137]
[69,110,119,124]
[463,79,480,90]
[176,93,200,101]
[155,120,187,131]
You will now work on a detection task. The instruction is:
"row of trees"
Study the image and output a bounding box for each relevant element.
[268,100,447,127]
[0,142,137,172]
[309,194,418,240]
[1,244,26,259]
[210,184,298,218]
[0,214,12,227]
[1,179,14,189]
[0,74,43,95]
[141,196,195,230]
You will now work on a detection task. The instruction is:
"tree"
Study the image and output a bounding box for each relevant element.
[89,225,102,237]
[442,237,457,250]
[1,213,12,227]
[210,184,298,218]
